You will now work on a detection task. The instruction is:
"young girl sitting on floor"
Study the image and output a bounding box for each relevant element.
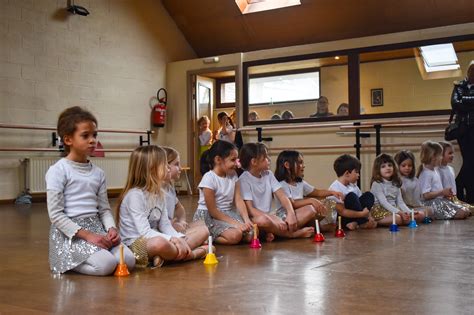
[394,150,432,218]
[193,140,253,245]
[117,146,209,268]
[370,153,425,226]
[274,150,343,231]
[238,143,315,241]
[438,141,474,214]
[46,106,135,275]
[162,146,209,233]
[417,140,469,220]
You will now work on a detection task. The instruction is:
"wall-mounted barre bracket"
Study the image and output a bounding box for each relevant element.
[139,130,152,146]
[374,124,382,156]
[256,127,273,142]
[52,132,58,147]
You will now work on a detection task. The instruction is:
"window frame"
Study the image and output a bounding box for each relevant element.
[216,77,236,109]
[242,33,474,126]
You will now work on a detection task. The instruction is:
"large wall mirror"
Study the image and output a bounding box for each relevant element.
[243,35,474,125]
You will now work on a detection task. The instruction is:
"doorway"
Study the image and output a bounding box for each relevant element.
[188,67,238,193]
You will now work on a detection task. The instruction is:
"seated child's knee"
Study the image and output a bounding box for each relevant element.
[254,215,272,228]
[226,228,243,244]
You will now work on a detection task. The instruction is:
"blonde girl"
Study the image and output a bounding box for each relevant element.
[193,140,253,245]
[162,146,210,233]
[273,150,342,231]
[198,116,212,156]
[438,141,474,213]
[238,143,315,241]
[117,146,209,268]
[370,154,424,226]
[417,140,469,220]
[46,106,135,275]
[394,150,432,217]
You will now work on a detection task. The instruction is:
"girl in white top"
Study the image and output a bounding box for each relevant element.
[193,140,253,245]
[417,140,469,220]
[162,146,209,234]
[370,154,425,226]
[394,150,433,217]
[46,106,135,275]
[438,141,473,213]
[117,146,209,268]
[214,111,235,143]
[238,143,315,241]
[273,150,343,232]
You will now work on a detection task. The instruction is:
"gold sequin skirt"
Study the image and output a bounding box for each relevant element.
[129,237,149,268]
[451,196,474,215]
[370,204,396,221]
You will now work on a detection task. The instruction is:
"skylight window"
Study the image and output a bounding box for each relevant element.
[235,0,301,15]
[419,44,460,73]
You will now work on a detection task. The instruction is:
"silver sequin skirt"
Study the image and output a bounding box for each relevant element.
[49,215,105,274]
[421,198,468,220]
[193,209,244,239]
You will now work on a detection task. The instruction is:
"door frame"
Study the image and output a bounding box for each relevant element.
[187,66,240,194]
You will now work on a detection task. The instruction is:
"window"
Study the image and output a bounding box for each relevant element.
[249,70,320,105]
[216,78,236,108]
[235,0,301,15]
[420,43,460,72]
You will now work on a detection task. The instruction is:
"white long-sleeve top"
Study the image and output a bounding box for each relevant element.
[45,158,116,238]
[371,179,411,213]
[119,188,184,246]
[437,165,457,195]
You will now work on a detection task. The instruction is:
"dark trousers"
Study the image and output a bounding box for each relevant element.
[340,192,374,227]
[456,127,474,204]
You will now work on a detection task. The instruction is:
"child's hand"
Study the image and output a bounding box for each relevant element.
[442,188,454,198]
[239,221,253,233]
[310,198,327,216]
[170,237,191,260]
[332,191,344,201]
[285,213,298,232]
[87,233,113,249]
[106,227,121,247]
[172,220,188,233]
[360,208,370,217]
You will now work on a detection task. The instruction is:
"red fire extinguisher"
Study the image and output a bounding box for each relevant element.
[150,88,167,127]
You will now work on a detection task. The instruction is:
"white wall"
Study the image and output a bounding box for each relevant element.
[0,0,196,200]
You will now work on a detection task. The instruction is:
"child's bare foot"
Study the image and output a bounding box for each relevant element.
[346,222,358,230]
[360,220,377,229]
[291,227,314,238]
[151,255,164,268]
[265,232,275,242]
[188,245,215,260]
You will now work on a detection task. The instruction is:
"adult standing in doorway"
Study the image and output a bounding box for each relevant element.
[451,61,474,203]
[310,96,334,118]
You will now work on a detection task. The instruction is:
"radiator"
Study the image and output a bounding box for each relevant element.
[25,157,130,193]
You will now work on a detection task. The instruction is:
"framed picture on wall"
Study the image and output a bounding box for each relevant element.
[371,88,383,107]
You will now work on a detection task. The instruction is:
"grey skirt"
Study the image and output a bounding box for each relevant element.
[49,215,105,274]
[193,209,244,239]
[421,198,468,220]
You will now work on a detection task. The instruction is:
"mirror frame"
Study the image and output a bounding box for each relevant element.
[242,34,474,126]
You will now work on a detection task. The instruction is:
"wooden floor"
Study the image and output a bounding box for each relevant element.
[1,196,474,314]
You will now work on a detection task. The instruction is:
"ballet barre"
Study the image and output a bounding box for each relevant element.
[0,123,154,146]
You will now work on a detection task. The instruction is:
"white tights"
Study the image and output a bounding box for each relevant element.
[73,245,135,276]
